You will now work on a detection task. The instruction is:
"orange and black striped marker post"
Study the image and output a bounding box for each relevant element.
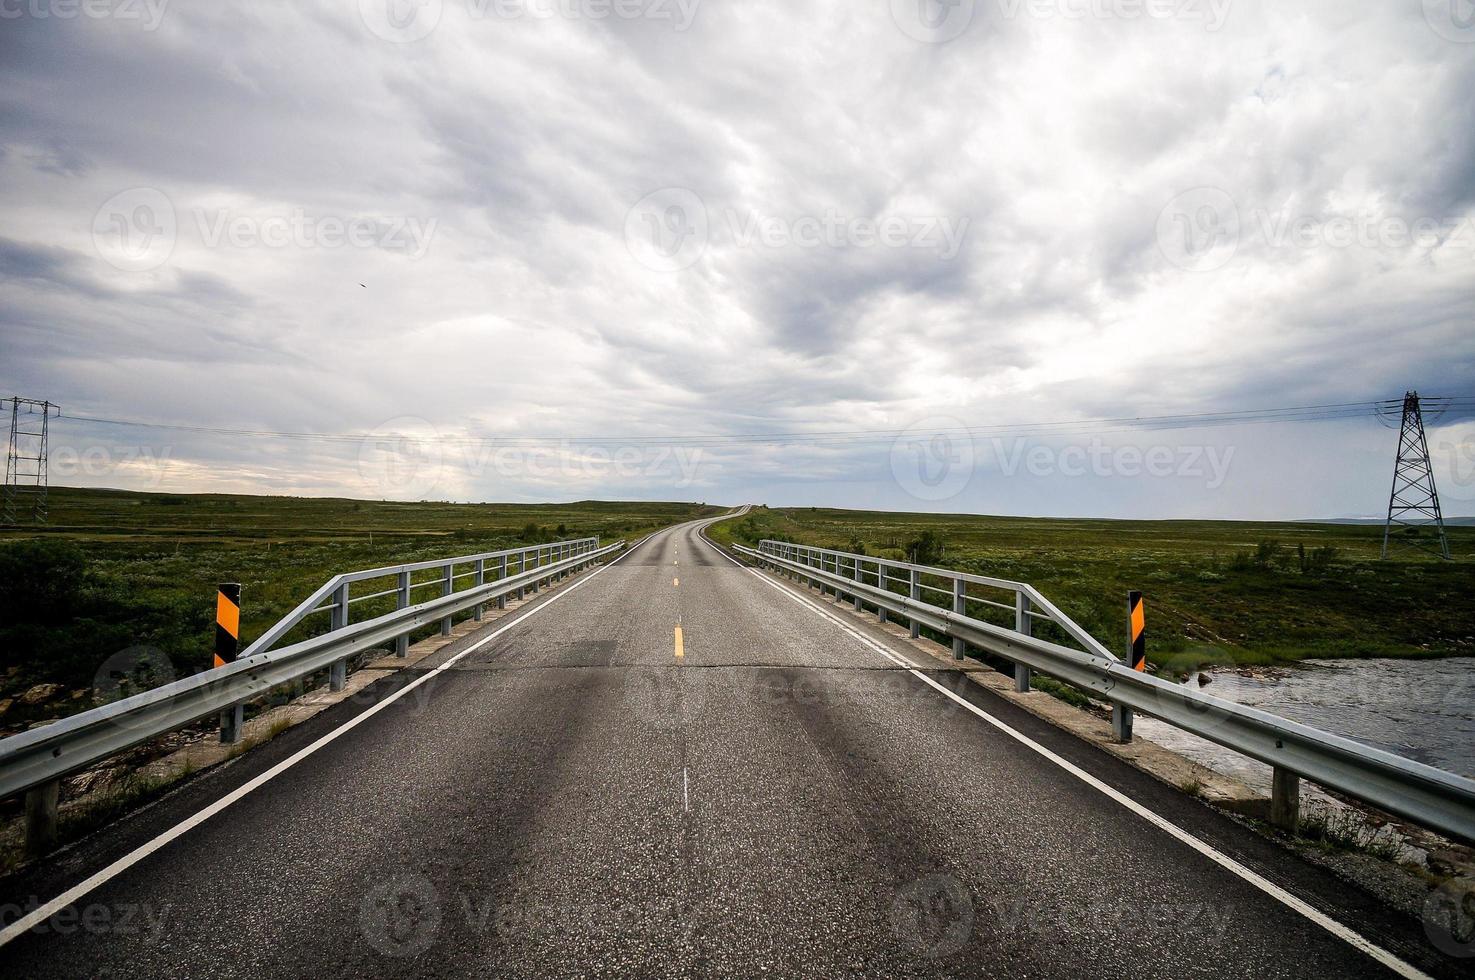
[216,583,243,744]
[1128,590,1146,671]
[214,583,241,668]
[1113,590,1145,743]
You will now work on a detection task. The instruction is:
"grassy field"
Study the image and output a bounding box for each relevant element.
[0,488,719,731]
[707,506,1475,674]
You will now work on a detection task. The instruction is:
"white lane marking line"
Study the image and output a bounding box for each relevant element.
[0,555,622,950]
[699,524,745,568]
[742,565,1431,980]
[683,767,690,813]
[613,531,658,565]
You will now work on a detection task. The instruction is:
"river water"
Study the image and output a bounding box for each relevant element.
[1134,657,1475,796]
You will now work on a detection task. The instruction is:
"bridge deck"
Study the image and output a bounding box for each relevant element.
[0,519,1449,978]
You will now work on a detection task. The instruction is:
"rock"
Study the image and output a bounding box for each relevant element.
[0,698,12,717]
[20,682,64,706]
[1197,673,1212,686]
[66,768,117,796]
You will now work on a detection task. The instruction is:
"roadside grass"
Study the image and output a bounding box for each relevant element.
[1293,808,1406,862]
[710,506,1475,675]
[1026,675,1094,710]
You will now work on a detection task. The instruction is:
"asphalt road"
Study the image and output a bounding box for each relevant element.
[0,516,1462,978]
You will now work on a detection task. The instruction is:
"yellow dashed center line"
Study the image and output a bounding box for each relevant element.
[674,625,685,660]
[674,576,679,588]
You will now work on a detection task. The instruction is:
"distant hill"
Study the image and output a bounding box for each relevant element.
[1301,516,1475,526]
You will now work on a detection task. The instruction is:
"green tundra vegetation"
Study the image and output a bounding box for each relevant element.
[707,506,1475,675]
[0,487,718,729]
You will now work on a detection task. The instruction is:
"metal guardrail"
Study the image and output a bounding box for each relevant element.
[739,540,1475,845]
[244,537,603,659]
[0,538,623,804]
[750,540,1115,664]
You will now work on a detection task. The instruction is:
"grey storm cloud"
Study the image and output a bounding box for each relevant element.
[0,0,1472,518]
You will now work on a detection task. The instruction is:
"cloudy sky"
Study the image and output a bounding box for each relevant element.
[1,0,1472,519]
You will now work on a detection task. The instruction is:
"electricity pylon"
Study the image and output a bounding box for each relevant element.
[1381,391,1450,560]
[3,396,58,525]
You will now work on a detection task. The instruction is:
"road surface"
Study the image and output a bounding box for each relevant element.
[0,517,1458,977]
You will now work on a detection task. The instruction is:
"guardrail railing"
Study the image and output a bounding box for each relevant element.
[737,540,1475,845]
[0,537,623,854]
[752,540,1114,674]
[245,537,603,661]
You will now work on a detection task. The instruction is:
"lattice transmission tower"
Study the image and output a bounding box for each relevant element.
[1381,391,1450,560]
[3,396,59,525]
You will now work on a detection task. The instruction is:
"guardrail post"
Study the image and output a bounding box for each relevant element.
[877,562,888,624]
[1271,767,1301,831]
[1114,591,1145,743]
[329,582,349,691]
[498,554,509,610]
[215,582,244,744]
[24,779,59,858]
[1112,704,1133,743]
[440,562,454,636]
[910,569,921,639]
[395,571,410,657]
[952,579,966,660]
[473,558,486,621]
[1014,592,1032,692]
[529,548,540,594]
[852,557,863,612]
